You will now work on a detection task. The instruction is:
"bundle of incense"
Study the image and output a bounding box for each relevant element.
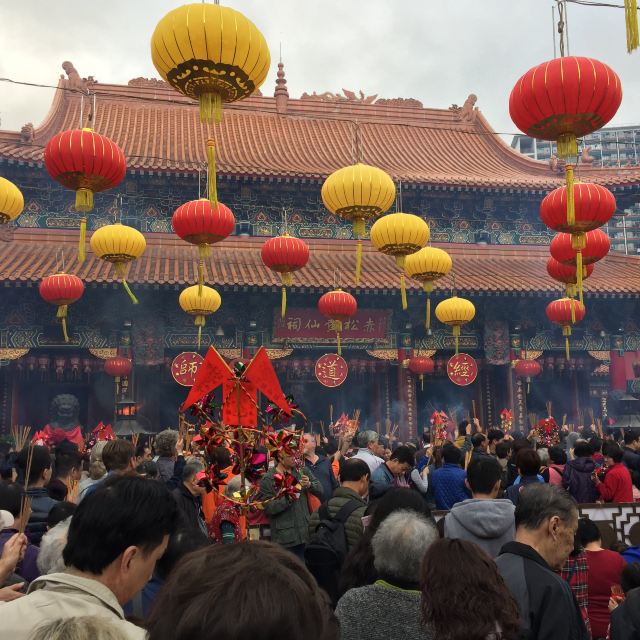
[65,478,79,504]
[447,408,458,431]
[576,409,584,429]
[528,413,538,433]
[464,449,473,471]
[319,421,326,438]
[11,425,31,451]
[546,401,553,418]
[596,418,603,438]
[18,444,35,535]
[587,407,595,428]
[131,432,140,451]
[329,404,333,425]
[472,400,478,420]
[562,414,567,428]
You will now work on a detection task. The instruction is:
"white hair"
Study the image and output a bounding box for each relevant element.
[537,447,550,465]
[372,510,438,582]
[37,517,71,575]
[31,616,128,640]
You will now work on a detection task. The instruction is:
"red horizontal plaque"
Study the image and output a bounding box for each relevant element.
[274,308,389,341]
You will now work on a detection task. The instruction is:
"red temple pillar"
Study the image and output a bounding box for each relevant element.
[610,352,627,392]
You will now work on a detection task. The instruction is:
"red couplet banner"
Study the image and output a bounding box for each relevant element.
[273,308,390,341]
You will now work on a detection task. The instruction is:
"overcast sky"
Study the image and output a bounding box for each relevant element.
[1,1,638,137]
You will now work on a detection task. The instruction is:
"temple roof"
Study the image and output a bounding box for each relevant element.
[1,228,637,298]
[2,66,640,191]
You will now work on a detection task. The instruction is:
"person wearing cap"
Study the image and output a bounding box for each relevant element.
[172,462,209,538]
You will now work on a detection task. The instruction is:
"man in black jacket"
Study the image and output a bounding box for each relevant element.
[172,463,208,537]
[496,483,588,640]
[622,430,640,472]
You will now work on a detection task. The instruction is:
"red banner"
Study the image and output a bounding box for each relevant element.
[273,308,390,341]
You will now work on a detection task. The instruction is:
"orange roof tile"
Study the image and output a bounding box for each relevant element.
[2,78,640,190]
[1,228,637,298]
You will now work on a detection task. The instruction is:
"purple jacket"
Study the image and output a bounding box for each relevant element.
[0,528,40,583]
[563,457,598,504]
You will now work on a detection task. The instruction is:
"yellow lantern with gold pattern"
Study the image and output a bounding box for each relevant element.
[0,176,24,224]
[151,3,270,123]
[321,163,395,284]
[435,296,476,354]
[370,212,430,309]
[90,223,146,304]
[405,246,452,330]
[179,285,222,349]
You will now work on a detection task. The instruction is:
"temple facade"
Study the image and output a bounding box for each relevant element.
[1,62,640,440]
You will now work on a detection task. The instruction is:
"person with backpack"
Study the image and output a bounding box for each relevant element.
[305,458,370,604]
[545,446,568,486]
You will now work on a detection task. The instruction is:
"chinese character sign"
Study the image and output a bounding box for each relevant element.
[171,352,204,387]
[274,308,389,341]
[447,353,478,386]
[315,354,348,388]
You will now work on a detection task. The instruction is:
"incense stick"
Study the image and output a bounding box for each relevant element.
[18,445,35,535]
[546,401,553,418]
[11,425,31,452]
[131,432,140,451]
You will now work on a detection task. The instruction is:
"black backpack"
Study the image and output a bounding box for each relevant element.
[304,500,361,603]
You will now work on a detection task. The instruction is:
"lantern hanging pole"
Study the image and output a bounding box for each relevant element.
[564,0,571,55]
[557,1,567,57]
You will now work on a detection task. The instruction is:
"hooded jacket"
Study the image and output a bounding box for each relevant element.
[444,498,515,558]
[563,457,598,504]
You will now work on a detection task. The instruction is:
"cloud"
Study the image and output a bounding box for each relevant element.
[0,0,638,137]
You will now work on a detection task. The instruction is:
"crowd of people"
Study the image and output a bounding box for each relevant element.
[0,419,639,639]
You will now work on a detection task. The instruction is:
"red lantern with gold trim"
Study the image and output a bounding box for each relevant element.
[546,298,586,361]
[261,234,310,318]
[408,356,434,390]
[514,358,542,394]
[546,257,594,301]
[172,198,235,292]
[550,229,610,268]
[510,57,622,229]
[104,356,132,378]
[39,273,85,344]
[318,289,357,356]
[44,128,127,262]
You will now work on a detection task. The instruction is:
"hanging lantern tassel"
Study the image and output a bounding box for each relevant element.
[353,219,366,285]
[200,92,223,124]
[280,272,292,318]
[563,326,572,361]
[195,315,205,349]
[557,134,578,161]
[78,217,87,264]
[197,245,210,295]
[527,377,531,395]
[75,189,93,213]
[115,263,139,305]
[400,274,408,310]
[335,319,343,356]
[572,233,586,306]
[626,0,639,52]
[424,282,433,330]
[453,326,461,355]
[56,304,70,343]
[420,374,425,391]
[565,164,575,227]
[207,138,218,206]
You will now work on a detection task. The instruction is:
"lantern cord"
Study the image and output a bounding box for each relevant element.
[426,295,431,330]
[57,305,69,343]
[207,139,217,206]
[400,274,408,310]
[453,326,461,355]
[565,164,576,225]
[281,286,287,318]
[355,239,363,284]
[198,245,210,295]
[626,0,639,51]
[122,279,139,305]
[78,217,86,264]
[195,315,206,349]
[576,250,584,305]
[557,0,567,56]
[75,189,93,213]
[563,326,571,360]
[571,233,586,306]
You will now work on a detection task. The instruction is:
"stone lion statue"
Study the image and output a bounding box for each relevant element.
[48,394,82,431]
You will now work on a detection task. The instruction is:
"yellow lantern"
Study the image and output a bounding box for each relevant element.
[321,163,395,283]
[0,176,24,224]
[179,285,222,349]
[90,223,146,304]
[405,247,452,330]
[151,3,270,123]
[370,212,430,309]
[435,296,475,354]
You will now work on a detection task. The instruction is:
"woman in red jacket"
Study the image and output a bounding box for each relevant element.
[594,442,633,503]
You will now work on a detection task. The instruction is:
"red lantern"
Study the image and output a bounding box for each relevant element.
[172,198,235,291]
[318,289,357,356]
[408,356,435,390]
[547,257,594,301]
[261,234,310,318]
[550,229,610,268]
[510,57,622,230]
[514,359,542,394]
[546,298,586,361]
[44,129,127,262]
[104,356,132,378]
[39,273,85,343]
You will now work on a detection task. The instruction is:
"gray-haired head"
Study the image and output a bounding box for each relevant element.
[372,510,438,583]
[182,462,204,483]
[37,517,72,575]
[515,483,577,531]
[357,430,379,449]
[31,616,129,640]
[537,447,549,465]
[156,429,179,457]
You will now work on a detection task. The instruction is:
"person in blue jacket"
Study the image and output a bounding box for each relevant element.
[429,444,470,510]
